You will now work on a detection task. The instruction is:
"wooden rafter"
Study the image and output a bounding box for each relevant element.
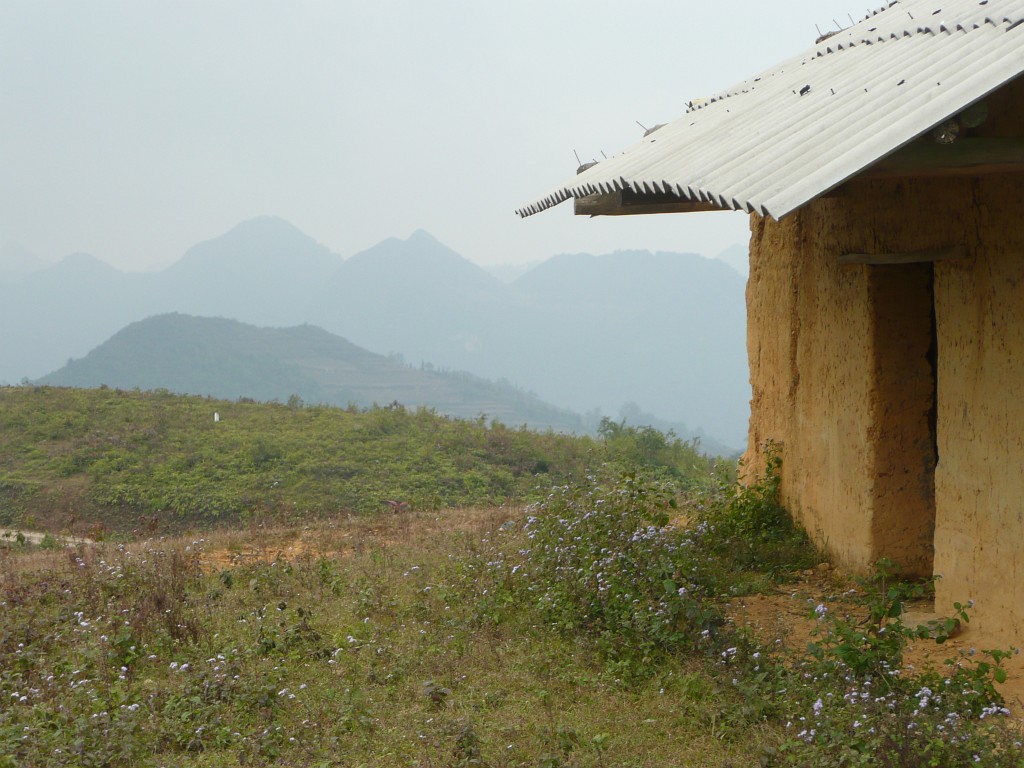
[839,245,968,265]
[574,188,724,217]
[859,137,1024,180]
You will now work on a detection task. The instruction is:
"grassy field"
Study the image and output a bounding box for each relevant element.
[0,388,1021,766]
[1,471,1021,766]
[0,385,724,536]
[0,508,773,767]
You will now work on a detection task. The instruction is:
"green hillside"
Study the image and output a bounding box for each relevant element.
[38,313,587,432]
[0,386,723,534]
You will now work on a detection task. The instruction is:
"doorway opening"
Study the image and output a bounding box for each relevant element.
[868,262,937,578]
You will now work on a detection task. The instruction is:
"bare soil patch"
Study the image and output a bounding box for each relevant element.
[0,528,93,546]
[197,505,521,572]
[727,565,1024,711]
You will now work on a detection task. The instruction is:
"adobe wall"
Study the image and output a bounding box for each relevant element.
[745,209,878,569]
[745,75,1024,638]
[932,174,1024,645]
[746,184,938,576]
[930,80,1024,642]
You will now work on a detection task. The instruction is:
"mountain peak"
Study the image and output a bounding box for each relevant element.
[347,230,471,270]
[406,228,438,244]
[170,216,342,276]
[222,215,307,240]
[53,252,120,273]
[186,216,324,256]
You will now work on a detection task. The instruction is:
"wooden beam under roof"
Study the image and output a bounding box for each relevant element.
[574,187,724,216]
[859,137,1024,180]
[840,245,968,265]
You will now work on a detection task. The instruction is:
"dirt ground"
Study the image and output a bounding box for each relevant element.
[727,564,1024,710]
[196,506,513,572]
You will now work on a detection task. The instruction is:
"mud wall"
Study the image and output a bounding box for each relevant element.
[745,208,878,569]
[745,75,1024,639]
[746,185,938,576]
[932,175,1024,645]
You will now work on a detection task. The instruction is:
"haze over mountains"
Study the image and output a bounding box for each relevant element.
[1,216,750,447]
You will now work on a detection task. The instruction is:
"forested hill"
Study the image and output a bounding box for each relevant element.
[37,313,587,433]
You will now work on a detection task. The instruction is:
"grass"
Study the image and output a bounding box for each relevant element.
[0,385,727,535]
[0,508,773,767]
[1,392,1021,766]
[4,472,1020,766]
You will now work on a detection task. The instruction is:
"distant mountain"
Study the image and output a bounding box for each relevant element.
[37,314,588,432]
[0,217,346,382]
[482,261,542,283]
[0,252,153,383]
[0,241,48,279]
[312,229,510,367]
[716,243,749,278]
[1,217,750,448]
[495,250,748,446]
[156,217,343,326]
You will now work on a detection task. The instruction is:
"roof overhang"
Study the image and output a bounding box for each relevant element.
[517,0,1024,221]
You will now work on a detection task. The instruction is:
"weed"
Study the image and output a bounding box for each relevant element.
[423,679,452,708]
[1,438,1021,766]
[769,559,1023,766]
[807,558,938,676]
[694,445,818,580]
[487,468,721,680]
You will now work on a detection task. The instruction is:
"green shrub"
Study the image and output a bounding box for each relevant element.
[764,559,1023,766]
[695,446,818,578]
[490,469,720,679]
[0,386,730,529]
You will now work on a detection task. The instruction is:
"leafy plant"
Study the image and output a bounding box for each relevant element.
[774,559,1022,766]
[807,559,976,678]
[423,679,452,708]
[485,469,720,679]
[694,445,818,578]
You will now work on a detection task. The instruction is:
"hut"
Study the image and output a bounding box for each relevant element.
[518,0,1024,643]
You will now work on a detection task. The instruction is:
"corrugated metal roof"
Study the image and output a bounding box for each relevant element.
[517,0,1024,220]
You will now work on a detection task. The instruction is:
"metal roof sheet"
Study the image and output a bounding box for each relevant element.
[517,0,1024,220]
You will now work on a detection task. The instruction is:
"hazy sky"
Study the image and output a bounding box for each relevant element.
[2,1,868,271]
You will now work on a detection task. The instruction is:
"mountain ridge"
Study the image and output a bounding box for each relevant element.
[2,217,750,447]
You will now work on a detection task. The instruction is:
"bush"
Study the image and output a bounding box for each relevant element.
[694,446,818,577]
[490,469,720,679]
[763,558,1023,766]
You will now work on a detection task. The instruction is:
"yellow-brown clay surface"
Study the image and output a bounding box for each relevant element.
[744,77,1024,643]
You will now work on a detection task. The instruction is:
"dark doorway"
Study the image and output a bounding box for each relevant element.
[867,262,937,578]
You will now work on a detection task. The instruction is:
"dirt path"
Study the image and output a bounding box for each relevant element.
[0,529,94,546]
